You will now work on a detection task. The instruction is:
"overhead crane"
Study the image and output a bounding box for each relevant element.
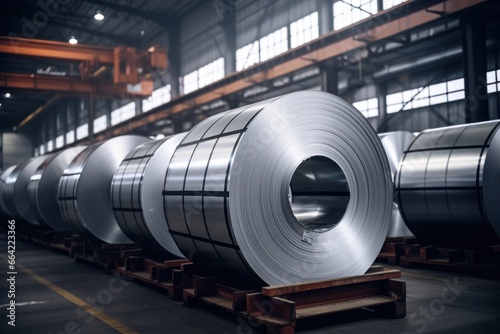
[0,36,167,97]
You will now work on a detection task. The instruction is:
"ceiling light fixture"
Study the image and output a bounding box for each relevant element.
[94,11,104,21]
[69,36,78,45]
[5,92,11,98]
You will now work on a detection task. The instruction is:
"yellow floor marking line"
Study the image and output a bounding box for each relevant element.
[1,255,138,334]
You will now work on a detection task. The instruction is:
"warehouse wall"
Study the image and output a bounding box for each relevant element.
[180,1,223,75]
[30,1,500,151]
[0,132,32,169]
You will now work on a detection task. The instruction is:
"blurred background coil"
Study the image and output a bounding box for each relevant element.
[378,131,415,238]
[28,146,87,231]
[59,135,150,244]
[111,134,186,257]
[0,165,17,217]
[163,91,392,285]
[3,155,52,224]
[395,120,500,247]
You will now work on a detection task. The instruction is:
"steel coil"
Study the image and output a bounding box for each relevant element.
[0,165,17,216]
[3,155,53,224]
[28,146,87,231]
[163,91,392,285]
[378,131,415,238]
[395,120,500,247]
[59,135,151,244]
[111,134,186,256]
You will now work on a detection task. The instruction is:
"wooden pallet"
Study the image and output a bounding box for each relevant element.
[400,243,500,278]
[71,235,131,273]
[377,237,417,265]
[116,254,191,300]
[183,266,406,334]
[47,234,74,256]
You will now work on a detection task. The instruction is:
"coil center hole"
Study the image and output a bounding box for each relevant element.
[289,156,350,232]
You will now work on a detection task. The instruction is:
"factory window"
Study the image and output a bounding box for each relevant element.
[39,145,45,155]
[182,70,198,94]
[76,123,88,140]
[66,130,75,144]
[333,0,378,31]
[111,102,136,126]
[34,148,39,157]
[236,41,259,71]
[55,135,64,149]
[382,0,407,9]
[290,12,319,49]
[487,69,500,93]
[93,115,107,133]
[198,58,225,88]
[143,84,171,112]
[386,78,465,114]
[353,97,379,118]
[47,140,54,152]
[260,27,288,62]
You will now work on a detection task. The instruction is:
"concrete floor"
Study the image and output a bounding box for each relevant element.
[1,233,499,334]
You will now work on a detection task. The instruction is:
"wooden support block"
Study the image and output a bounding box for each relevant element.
[164,259,190,267]
[262,270,401,297]
[366,265,384,273]
[464,250,490,265]
[121,249,143,258]
[387,280,406,301]
[125,256,145,272]
[435,248,464,263]
[420,246,435,260]
[156,267,174,283]
[193,276,215,297]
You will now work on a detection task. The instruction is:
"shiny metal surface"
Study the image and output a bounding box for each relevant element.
[111,134,186,256]
[28,146,87,231]
[3,155,53,224]
[378,131,415,237]
[395,120,500,247]
[164,91,392,285]
[58,135,151,244]
[0,165,16,216]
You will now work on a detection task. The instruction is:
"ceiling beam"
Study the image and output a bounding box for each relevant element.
[0,72,152,98]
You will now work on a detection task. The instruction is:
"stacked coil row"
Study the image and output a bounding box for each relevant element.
[2,91,498,284]
[395,121,500,248]
[0,92,394,285]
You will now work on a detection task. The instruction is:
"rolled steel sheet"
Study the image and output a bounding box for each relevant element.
[0,165,17,216]
[163,91,392,285]
[58,135,151,244]
[3,155,53,224]
[111,134,186,256]
[395,120,500,247]
[378,131,415,238]
[28,146,87,231]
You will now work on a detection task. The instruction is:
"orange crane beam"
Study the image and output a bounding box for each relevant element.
[0,36,115,63]
[0,72,153,98]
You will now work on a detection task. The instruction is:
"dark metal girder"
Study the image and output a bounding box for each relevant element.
[81,0,174,28]
[49,19,139,46]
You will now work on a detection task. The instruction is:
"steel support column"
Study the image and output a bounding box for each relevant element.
[318,0,334,35]
[320,60,339,95]
[168,21,181,98]
[462,10,488,123]
[222,11,236,75]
